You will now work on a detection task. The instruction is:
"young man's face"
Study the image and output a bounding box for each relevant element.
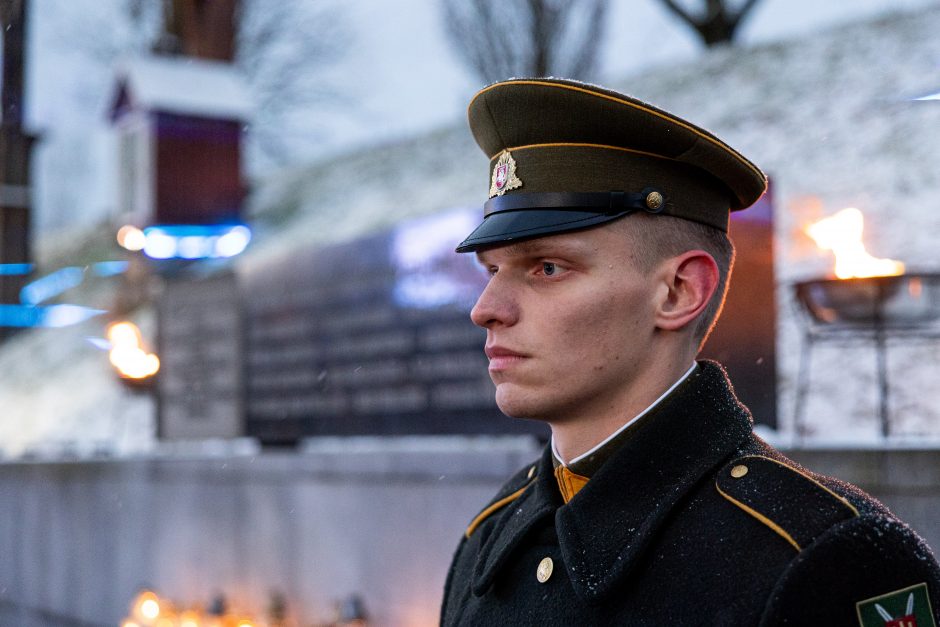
[471,221,663,424]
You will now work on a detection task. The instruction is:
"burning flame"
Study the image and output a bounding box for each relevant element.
[123,588,267,627]
[107,321,160,379]
[805,208,905,279]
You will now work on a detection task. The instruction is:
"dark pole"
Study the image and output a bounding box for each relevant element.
[874,279,891,439]
[0,0,36,340]
[1,0,27,123]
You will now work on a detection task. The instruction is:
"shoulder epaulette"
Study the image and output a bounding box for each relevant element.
[715,455,859,551]
[465,462,538,538]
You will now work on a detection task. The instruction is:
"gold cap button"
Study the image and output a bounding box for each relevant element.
[731,464,749,479]
[527,465,536,479]
[536,557,554,583]
[645,191,664,211]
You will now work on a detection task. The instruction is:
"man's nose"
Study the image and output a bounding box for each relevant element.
[470,276,518,329]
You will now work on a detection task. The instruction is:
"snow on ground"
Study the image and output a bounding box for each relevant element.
[0,308,154,459]
[4,6,940,456]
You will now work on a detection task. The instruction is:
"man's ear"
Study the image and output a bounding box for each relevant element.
[654,250,719,332]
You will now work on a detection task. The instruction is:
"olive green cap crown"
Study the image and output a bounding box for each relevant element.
[456,78,767,253]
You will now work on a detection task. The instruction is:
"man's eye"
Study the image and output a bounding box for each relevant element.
[542,262,558,276]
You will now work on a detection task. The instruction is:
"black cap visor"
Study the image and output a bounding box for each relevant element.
[455,208,636,253]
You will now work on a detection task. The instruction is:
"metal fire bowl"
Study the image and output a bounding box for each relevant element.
[795,273,940,327]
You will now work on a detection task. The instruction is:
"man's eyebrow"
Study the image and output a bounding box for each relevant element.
[476,239,589,262]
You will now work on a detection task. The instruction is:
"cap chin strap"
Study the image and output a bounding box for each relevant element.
[483,188,665,217]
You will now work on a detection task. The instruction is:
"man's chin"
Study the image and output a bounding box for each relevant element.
[494,386,550,421]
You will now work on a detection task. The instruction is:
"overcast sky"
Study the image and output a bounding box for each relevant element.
[326,0,936,154]
[15,0,937,233]
[23,0,934,144]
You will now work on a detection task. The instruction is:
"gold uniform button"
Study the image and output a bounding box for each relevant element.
[527,465,536,479]
[536,557,554,583]
[731,464,749,479]
[645,191,664,211]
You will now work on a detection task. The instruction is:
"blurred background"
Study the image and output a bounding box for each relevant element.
[2,0,940,625]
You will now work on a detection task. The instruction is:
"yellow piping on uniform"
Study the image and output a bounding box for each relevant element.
[754,455,860,517]
[490,142,670,163]
[469,80,765,183]
[465,480,534,538]
[716,482,802,552]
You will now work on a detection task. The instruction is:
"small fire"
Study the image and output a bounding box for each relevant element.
[805,207,905,279]
[123,588,268,627]
[107,321,160,379]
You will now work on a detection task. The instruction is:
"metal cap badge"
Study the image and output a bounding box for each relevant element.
[489,151,522,198]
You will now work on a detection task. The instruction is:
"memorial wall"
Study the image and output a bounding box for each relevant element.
[238,208,548,444]
[157,198,775,444]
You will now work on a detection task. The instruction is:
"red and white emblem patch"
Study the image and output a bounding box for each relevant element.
[856,583,936,627]
[489,151,522,197]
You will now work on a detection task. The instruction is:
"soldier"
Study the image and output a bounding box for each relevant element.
[441,78,940,626]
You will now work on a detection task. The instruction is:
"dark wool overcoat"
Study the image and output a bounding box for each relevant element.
[441,361,940,626]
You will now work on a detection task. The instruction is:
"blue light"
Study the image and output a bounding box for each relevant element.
[390,207,485,310]
[0,304,42,327]
[147,225,223,237]
[0,304,106,328]
[91,261,129,277]
[41,305,108,328]
[85,337,112,350]
[215,225,251,258]
[20,267,85,306]
[0,262,125,329]
[177,235,209,259]
[142,224,252,260]
[144,230,177,259]
[0,263,34,276]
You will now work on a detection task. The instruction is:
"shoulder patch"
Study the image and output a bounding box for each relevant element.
[465,463,537,538]
[715,455,859,551]
[856,582,937,627]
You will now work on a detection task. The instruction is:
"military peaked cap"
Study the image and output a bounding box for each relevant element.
[455,78,767,253]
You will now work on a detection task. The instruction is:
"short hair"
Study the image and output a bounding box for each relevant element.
[617,213,736,350]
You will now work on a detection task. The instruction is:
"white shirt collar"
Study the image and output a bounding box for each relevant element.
[552,362,698,467]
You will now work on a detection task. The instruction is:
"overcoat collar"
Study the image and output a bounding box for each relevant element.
[471,361,754,603]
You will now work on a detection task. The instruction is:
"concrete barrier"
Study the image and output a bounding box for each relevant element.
[785,446,940,552]
[0,439,937,626]
[0,437,541,627]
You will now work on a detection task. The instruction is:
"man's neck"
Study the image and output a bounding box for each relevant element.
[551,359,697,465]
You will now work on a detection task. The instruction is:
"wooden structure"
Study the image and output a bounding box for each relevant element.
[109,56,251,227]
[162,0,238,61]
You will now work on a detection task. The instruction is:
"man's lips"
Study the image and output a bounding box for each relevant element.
[485,346,528,370]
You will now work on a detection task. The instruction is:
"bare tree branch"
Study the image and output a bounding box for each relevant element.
[659,0,702,31]
[657,0,763,46]
[442,0,609,83]
[562,0,608,79]
[49,0,350,170]
[235,0,351,169]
